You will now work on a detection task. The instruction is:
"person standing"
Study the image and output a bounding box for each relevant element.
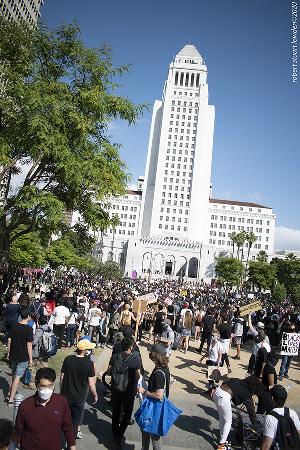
[13,367,76,450]
[199,307,215,355]
[218,314,232,374]
[232,309,244,360]
[6,309,33,405]
[106,337,141,449]
[278,321,298,381]
[3,294,20,345]
[52,300,70,349]
[60,339,98,438]
[137,344,171,450]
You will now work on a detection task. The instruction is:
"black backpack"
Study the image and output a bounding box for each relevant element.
[269,408,300,450]
[111,353,133,393]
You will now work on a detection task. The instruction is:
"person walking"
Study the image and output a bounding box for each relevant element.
[6,309,33,405]
[106,337,141,449]
[137,343,171,450]
[3,294,20,345]
[199,307,215,355]
[13,367,76,450]
[180,309,193,353]
[60,339,98,438]
[52,300,70,349]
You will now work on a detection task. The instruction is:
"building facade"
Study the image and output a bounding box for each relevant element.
[0,0,44,23]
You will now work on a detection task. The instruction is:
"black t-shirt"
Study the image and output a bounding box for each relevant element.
[61,355,95,403]
[219,322,232,340]
[9,322,33,362]
[202,315,215,334]
[154,311,165,334]
[225,378,252,406]
[148,367,170,398]
[262,362,277,387]
[5,303,20,324]
[254,347,269,377]
[110,352,140,393]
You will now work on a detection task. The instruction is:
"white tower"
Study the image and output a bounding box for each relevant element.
[139,44,215,243]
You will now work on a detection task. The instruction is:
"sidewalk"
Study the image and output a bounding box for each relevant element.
[0,338,299,449]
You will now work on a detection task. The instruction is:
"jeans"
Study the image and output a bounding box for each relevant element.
[88,325,98,342]
[142,431,161,450]
[279,355,293,377]
[20,367,32,385]
[111,390,135,439]
[66,324,77,347]
[212,386,232,444]
[199,332,213,354]
[53,324,65,349]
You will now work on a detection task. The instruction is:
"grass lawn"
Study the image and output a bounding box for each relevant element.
[0,341,102,377]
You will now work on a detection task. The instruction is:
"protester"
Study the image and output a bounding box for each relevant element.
[60,339,98,438]
[13,367,76,450]
[199,307,215,355]
[232,309,244,360]
[260,385,300,450]
[0,419,13,450]
[180,309,193,353]
[51,300,70,349]
[106,336,141,449]
[278,320,297,381]
[137,343,171,450]
[6,309,33,405]
[3,294,20,345]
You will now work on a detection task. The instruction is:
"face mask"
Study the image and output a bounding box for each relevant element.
[38,387,54,401]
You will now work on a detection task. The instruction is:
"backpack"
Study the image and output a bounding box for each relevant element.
[121,311,131,326]
[269,408,300,450]
[41,331,58,357]
[183,311,193,330]
[30,302,42,324]
[172,332,181,350]
[111,353,133,392]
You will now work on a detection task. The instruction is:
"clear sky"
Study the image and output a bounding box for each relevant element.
[41,0,300,250]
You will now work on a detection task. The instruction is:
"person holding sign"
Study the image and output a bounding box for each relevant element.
[278,321,299,381]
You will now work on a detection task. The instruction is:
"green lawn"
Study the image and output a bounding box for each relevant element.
[0,342,102,377]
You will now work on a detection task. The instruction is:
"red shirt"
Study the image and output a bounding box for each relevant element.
[13,393,75,450]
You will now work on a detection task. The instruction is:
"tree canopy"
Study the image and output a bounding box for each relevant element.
[215,256,244,287]
[0,17,145,277]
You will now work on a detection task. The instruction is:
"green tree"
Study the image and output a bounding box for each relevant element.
[271,283,287,303]
[235,231,247,260]
[271,257,300,300]
[0,18,145,281]
[247,260,277,291]
[256,250,268,263]
[229,232,237,257]
[215,256,244,288]
[96,260,123,280]
[245,232,257,265]
[10,230,45,269]
[290,284,300,305]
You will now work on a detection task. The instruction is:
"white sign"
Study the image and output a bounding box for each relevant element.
[281,332,300,356]
[137,293,156,304]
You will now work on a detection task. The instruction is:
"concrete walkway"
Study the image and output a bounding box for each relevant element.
[0,338,299,449]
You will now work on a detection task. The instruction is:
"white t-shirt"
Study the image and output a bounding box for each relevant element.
[52,305,70,325]
[68,312,78,325]
[180,308,192,320]
[209,341,223,363]
[263,407,300,440]
[88,307,101,326]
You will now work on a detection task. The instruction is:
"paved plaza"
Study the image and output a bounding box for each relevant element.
[1,339,299,449]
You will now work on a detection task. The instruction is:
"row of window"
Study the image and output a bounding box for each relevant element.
[158,224,188,231]
[210,231,268,242]
[111,205,138,212]
[212,205,263,213]
[160,208,189,215]
[209,239,269,251]
[210,223,270,233]
[119,214,136,219]
[171,107,195,114]
[161,199,187,206]
[211,215,269,225]
[170,114,198,121]
[168,134,196,142]
[160,216,188,223]
[174,72,200,88]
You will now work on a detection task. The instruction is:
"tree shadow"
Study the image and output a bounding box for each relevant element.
[175,414,217,447]
[0,374,10,399]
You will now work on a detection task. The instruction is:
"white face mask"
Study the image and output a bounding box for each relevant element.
[38,387,54,401]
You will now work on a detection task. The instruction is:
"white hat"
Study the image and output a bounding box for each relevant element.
[257,322,265,329]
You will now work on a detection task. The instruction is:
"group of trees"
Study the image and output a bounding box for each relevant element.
[215,252,300,305]
[0,18,145,284]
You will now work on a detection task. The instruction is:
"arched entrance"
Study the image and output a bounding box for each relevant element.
[188,257,198,278]
[165,255,175,276]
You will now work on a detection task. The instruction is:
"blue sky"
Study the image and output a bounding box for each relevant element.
[41,0,300,250]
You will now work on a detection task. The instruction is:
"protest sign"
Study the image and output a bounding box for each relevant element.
[132,299,148,314]
[180,290,187,297]
[239,300,262,317]
[137,293,156,304]
[280,332,300,356]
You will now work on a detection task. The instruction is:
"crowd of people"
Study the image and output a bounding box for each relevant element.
[0,271,300,449]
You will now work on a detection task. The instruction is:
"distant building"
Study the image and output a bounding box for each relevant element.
[0,0,44,23]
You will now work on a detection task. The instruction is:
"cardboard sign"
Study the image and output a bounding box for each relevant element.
[132,299,148,314]
[137,293,156,304]
[281,332,300,356]
[239,300,262,317]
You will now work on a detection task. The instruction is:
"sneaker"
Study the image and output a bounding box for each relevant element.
[217,444,227,450]
[77,431,83,439]
[284,374,289,379]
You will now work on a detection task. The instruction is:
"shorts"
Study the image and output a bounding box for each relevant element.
[234,336,242,345]
[10,360,29,377]
[181,329,191,337]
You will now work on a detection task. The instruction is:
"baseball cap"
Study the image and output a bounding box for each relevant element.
[77,339,96,351]
[149,344,167,356]
[257,322,265,329]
